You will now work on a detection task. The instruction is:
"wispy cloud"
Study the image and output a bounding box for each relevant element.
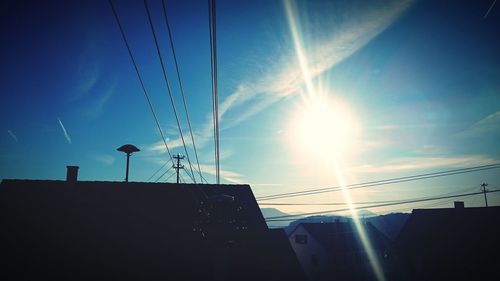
[148,133,197,153]
[374,124,400,131]
[209,0,413,128]
[78,70,99,98]
[83,83,116,118]
[57,117,72,144]
[7,130,18,142]
[351,155,498,174]
[91,154,115,166]
[72,46,100,101]
[250,183,283,188]
[147,0,413,154]
[459,110,500,138]
[197,164,243,183]
[71,54,115,118]
[484,0,497,19]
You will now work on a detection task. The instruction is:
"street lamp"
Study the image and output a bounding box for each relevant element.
[117,144,140,182]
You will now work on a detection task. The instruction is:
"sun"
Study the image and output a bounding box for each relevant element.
[288,95,360,160]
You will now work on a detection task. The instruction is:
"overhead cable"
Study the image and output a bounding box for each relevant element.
[144,0,196,183]
[108,0,174,167]
[208,0,220,184]
[264,189,500,222]
[154,164,174,183]
[161,0,207,184]
[259,185,478,206]
[147,161,170,182]
[257,163,500,201]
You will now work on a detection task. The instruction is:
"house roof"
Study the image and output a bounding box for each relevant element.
[0,179,304,281]
[397,206,500,249]
[299,222,391,253]
[395,206,500,280]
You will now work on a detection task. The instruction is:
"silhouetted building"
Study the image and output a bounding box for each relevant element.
[396,206,500,281]
[289,222,399,281]
[0,170,305,281]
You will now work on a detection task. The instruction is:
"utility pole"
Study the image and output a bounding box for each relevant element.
[481,182,489,207]
[173,154,185,184]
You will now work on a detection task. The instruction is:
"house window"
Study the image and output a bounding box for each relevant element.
[295,234,308,244]
[383,249,390,259]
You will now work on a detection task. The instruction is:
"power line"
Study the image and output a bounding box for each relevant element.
[259,185,478,206]
[108,2,210,232]
[147,161,169,182]
[179,173,186,183]
[143,0,196,183]
[208,0,220,184]
[356,193,478,215]
[154,164,174,182]
[264,189,500,222]
[260,199,405,206]
[161,0,206,184]
[256,163,500,201]
[164,170,178,182]
[257,163,500,200]
[108,0,175,168]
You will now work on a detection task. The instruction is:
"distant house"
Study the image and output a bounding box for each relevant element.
[396,206,500,281]
[0,167,305,281]
[289,221,400,281]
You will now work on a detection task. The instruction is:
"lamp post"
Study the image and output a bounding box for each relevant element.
[117,144,140,182]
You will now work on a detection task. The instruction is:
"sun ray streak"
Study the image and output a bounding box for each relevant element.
[284,1,386,279]
[284,1,316,101]
[333,161,386,281]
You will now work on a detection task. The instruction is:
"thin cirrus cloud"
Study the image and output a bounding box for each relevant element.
[92,154,116,166]
[197,164,243,183]
[83,83,116,118]
[7,130,18,142]
[71,57,115,119]
[351,155,498,174]
[213,0,414,129]
[57,117,72,144]
[458,110,500,138]
[152,0,413,152]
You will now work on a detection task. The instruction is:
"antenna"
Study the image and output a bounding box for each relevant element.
[117,144,140,182]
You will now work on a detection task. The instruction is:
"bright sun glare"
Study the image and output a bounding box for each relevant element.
[290,95,360,160]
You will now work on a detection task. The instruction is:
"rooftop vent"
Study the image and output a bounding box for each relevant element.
[454,201,465,209]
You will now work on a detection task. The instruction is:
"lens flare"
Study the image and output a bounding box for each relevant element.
[284,1,386,280]
[291,96,360,160]
[333,161,386,281]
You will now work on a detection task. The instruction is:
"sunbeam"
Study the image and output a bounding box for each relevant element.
[284,1,386,280]
[284,0,316,100]
[334,161,386,281]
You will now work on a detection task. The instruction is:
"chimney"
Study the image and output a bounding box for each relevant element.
[454,201,464,209]
[66,166,79,182]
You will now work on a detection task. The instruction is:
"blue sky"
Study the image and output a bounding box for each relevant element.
[1,0,499,214]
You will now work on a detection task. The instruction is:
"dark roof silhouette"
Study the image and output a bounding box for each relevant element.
[290,222,401,281]
[396,207,500,281]
[0,179,305,281]
[299,222,391,253]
